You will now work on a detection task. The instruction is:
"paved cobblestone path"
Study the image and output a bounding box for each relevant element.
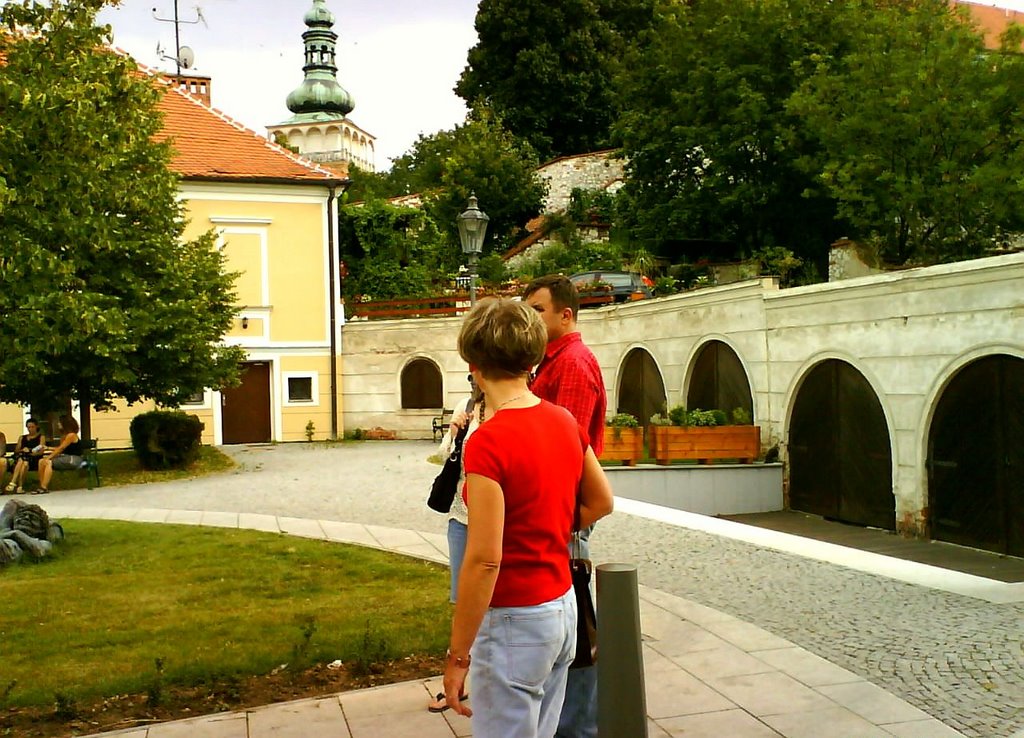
[64,443,1024,737]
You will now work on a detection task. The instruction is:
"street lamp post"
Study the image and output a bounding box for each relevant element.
[457,194,489,306]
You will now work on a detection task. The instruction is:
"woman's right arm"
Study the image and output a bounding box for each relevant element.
[578,447,614,529]
[438,397,472,457]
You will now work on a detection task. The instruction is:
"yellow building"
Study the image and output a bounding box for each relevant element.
[1,79,346,448]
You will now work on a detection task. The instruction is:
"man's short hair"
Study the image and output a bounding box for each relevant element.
[523,274,579,320]
[458,298,547,380]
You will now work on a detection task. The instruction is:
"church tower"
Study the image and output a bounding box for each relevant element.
[266,0,376,175]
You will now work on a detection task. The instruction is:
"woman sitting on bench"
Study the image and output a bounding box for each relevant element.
[4,419,47,495]
[33,415,84,495]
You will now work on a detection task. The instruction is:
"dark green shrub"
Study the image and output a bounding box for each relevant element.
[130,411,204,470]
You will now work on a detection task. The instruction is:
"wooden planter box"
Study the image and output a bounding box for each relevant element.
[598,426,644,466]
[649,425,761,465]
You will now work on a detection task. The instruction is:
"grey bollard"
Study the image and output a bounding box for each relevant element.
[596,563,647,738]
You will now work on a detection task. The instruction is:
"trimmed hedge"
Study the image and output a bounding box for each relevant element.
[129,411,204,470]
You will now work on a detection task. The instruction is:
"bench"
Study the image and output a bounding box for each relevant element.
[2,439,101,490]
[431,409,454,442]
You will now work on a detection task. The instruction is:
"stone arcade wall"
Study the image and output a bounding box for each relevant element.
[341,252,1024,534]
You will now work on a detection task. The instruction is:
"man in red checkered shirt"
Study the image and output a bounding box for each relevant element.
[524,275,607,456]
[523,274,607,738]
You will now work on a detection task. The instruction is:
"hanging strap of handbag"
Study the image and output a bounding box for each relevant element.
[451,395,475,455]
[426,395,477,514]
[570,494,598,669]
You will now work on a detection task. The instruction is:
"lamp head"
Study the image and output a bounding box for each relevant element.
[457,193,489,256]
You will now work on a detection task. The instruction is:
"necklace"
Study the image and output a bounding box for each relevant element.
[493,391,528,413]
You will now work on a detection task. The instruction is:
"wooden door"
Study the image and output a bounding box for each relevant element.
[789,360,894,530]
[929,355,1024,556]
[221,362,272,444]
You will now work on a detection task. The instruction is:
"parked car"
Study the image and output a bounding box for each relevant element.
[569,271,653,306]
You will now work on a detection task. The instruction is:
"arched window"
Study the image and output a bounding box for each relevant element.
[401,358,443,409]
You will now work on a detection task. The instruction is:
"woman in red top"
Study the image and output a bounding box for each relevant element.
[443,298,614,737]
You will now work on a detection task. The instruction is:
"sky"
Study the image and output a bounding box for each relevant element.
[94,0,1024,171]
[97,0,481,169]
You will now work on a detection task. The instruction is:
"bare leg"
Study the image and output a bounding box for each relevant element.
[5,460,24,491]
[38,458,52,491]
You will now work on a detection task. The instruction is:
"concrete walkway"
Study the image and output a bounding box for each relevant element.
[27,505,962,738]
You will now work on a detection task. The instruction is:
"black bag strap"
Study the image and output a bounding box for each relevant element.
[448,395,476,460]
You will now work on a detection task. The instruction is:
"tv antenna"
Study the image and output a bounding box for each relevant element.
[152,1,206,76]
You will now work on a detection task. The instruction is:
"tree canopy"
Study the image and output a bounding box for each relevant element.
[456,0,656,160]
[0,0,243,424]
[347,110,546,258]
[789,0,1024,264]
[613,0,848,265]
[613,0,1024,268]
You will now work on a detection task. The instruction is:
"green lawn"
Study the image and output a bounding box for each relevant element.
[0,521,451,708]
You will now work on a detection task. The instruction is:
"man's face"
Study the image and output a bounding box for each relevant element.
[526,287,570,343]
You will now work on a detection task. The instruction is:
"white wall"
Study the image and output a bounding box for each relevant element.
[340,253,1024,535]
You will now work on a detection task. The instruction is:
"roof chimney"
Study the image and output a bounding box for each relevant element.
[168,73,212,107]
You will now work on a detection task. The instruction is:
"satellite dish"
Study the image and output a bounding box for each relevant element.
[178,46,195,69]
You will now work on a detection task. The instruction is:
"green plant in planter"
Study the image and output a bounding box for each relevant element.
[731,407,752,425]
[689,408,727,427]
[664,406,729,427]
[607,412,639,440]
[608,413,639,428]
[648,413,671,426]
[667,405,691,426]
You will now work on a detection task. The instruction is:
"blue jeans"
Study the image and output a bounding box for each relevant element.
[447,518,468,603]
[470,587,577,738]
[556,524,597,738]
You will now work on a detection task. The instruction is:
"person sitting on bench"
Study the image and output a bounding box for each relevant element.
[0,430,7,490]
[4,419,47,495]
[34,415,84,495]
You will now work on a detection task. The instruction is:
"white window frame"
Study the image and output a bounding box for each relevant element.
[283,372,319,406]
[180,390,211,409]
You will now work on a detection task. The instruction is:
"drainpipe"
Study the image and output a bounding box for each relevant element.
[326,177,353,439]
[327,184,339,440]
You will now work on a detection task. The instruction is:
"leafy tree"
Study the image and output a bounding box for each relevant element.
[789,0,1024,264]
[343,164,404,204]
[338,200,443,302]
[457,0,656,159]
[613,0,848,265]
[0,0,244,434]
[420,111,547,256]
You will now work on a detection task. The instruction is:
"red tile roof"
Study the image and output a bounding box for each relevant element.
[956,2,1024,48]
[154,77,342,185]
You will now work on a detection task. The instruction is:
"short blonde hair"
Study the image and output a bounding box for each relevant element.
[458,298,547,380]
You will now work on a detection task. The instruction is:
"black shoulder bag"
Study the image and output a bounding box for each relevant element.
[426,397,475,514]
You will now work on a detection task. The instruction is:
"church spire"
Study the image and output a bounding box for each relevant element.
[285,0,354,118]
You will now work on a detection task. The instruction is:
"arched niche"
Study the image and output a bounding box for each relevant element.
[788,359,894,530]
[400,358,443,409]
[305,127,325,153]
[686,339,754,420]
[928,354,1024,556]
[616,347,667,426]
